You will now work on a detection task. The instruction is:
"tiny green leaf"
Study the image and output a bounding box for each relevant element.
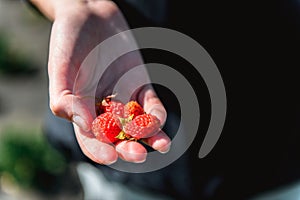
[115,131,127,140]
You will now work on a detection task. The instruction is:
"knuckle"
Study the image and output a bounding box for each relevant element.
[49,99,69,119]
[49,102,62,116]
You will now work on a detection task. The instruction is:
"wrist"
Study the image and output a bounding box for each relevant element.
[30,0,57,20]
[30,0,115,21]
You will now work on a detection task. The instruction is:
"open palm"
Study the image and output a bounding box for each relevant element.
[47,1,170,164]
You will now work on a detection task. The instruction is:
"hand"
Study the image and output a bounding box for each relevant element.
[44,0,170,164]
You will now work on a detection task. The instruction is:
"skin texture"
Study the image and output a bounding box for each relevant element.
[31,0,171,164]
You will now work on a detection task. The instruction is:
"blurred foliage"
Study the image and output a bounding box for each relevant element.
[0,128,67,192]
[0,33,37,76]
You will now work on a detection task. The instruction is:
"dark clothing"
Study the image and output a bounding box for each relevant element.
[42,0,300,199]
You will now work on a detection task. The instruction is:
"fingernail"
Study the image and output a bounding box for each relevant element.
[103,159,117,166]
[149,109,166,125]
[73,115,90,132]
[159,143,171,154]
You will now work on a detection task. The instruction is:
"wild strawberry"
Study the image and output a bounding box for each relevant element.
[124,101,144,118]
[123,114,161,139]
[92,112,122,143]
[100,99,125,117]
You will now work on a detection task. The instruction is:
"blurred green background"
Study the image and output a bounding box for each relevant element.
[0,128,66,191]
[0,1,82,199]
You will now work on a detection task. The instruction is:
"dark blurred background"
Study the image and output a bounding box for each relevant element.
[171,0,300,199]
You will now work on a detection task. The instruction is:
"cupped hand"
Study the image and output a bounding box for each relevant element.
[47,0,171,164]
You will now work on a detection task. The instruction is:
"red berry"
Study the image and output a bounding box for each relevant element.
[123,114,161,139]
[124,101,144,118]
[92,112,122,143]
[100,99,125,117]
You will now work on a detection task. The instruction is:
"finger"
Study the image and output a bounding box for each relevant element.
[74,124,118,165]
[49,93,95,132]
[115,140,147,163]
[139,87,167,126]
[142,130,171,154]
[51,93,119,165]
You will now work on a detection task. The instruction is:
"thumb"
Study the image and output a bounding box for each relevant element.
[50,92,95,132]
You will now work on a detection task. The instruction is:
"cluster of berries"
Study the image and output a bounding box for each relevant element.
[92,95,161,145]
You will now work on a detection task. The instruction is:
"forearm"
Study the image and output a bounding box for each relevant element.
[29,0,97,21]
[29,0,60,20]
